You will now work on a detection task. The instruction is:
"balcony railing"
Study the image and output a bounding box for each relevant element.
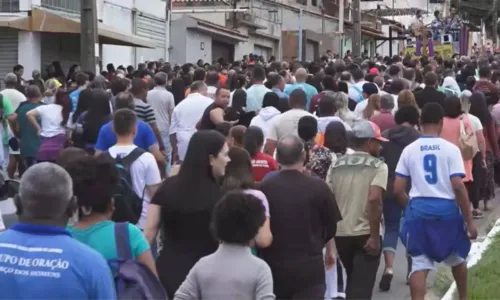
[41,0,80,13]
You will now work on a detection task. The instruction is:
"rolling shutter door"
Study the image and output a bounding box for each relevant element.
[253,45,271,61]
[135,14,166,63]
[305,41,315,62]
[0,29,18,88]
[41,33,80,75]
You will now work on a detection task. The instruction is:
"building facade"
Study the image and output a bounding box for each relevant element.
[0,0,162,84]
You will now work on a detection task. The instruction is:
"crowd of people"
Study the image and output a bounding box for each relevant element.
[0,51,498,300]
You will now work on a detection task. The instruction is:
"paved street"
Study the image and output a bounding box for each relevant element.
[372,193,500,300]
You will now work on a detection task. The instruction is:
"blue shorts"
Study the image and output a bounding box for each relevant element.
[400,198,471,272]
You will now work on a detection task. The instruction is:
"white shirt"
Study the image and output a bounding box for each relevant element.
[33,104,71,137]
[354,99,368,116]
[147,86,175,135]
[467,113,483,132]
[395,136,465,200]
[268,109,314,142]
[170,93,213,161]
[0,88,26,112]
[108,145,161,229]
[207,86,217,100]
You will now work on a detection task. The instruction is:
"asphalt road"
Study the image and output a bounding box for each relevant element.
[372,193,500,300]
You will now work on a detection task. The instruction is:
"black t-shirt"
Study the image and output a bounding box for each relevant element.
[259,170,341,286]
[199,102,220,130]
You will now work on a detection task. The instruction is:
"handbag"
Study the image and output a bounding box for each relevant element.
[458,116,478,161]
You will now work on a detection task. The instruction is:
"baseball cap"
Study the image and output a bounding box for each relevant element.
[351,120,388,142]
[362,82,378,96]
[52,79,62,88]
[369,67,379,75]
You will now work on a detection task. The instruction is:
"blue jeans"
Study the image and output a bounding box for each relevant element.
[161,133,172,175]
[383,195,403,253]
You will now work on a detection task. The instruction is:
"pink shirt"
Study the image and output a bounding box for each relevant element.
[440,114,473,182]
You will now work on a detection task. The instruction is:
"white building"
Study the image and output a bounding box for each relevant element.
[0,0,164,83]
[169,0,342,64]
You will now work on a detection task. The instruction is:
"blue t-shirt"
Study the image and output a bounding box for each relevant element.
[94,120,157,152]
[0,223,116,300]
[69,89,81,112]
[284,82,319,110]
[67,221,150,260]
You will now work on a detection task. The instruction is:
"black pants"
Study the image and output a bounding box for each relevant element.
[23,157,36,168]
[336,235,381,300]
[270,257,326,300]
[467,152,483,209]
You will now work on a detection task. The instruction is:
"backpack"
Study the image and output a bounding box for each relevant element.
[110,223,168,300]
[105,148,146,224]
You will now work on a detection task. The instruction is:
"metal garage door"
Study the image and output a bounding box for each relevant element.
[212,40,233,63]
[305,40,315,62]
[253,45,271,61]
[135,14,166,63]
[41,33,80,77]
[0,29,18,89]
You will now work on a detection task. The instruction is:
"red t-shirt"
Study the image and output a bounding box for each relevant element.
[309,92,325,113]
[251,152,278,182]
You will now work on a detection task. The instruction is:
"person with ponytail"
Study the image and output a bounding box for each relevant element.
[26,90,72,163]
[243,126,277,182]
[43,78,62,104]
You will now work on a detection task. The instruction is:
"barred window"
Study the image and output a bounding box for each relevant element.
[0,0,20,12]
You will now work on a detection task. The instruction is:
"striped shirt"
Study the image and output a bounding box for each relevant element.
[134,98,156,124]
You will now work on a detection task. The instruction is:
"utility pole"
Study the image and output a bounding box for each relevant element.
[298,8,303,61]
[80,0,98,72]
[493,0,499,47]
[339,0,344,57]
[165,0,171,61]
[352,0,361,57]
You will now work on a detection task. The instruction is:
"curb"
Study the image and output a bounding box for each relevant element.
[441,218,500,300]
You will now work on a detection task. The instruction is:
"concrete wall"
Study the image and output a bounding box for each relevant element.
[186,30,212,64]
[101,2,134,67]
[18,32,41,80]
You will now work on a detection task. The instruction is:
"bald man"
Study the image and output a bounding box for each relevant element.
[260,134,341,299]
[284,67,318,110]
[0,163,116,299]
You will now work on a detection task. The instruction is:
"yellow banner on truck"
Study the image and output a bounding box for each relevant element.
[403,44,454,59]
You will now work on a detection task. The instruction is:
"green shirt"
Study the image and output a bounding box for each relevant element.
[67,220,150,260]
[1,95,14,145]
[16,102,42,158]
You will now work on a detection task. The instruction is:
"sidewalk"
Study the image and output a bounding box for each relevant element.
[371,192,500,300]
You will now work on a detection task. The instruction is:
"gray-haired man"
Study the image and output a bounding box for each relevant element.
[0,163,116,298]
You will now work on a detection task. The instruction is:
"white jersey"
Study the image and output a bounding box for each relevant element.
[395,136,465,200]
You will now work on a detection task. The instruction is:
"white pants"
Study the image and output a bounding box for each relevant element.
[324,248,347,299]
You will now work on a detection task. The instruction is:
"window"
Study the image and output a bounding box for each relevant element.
[296,0,307,5]
[41,0,80,12]
[0,0,19,12]
[428,0,444,2]
[311,0,317,6]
